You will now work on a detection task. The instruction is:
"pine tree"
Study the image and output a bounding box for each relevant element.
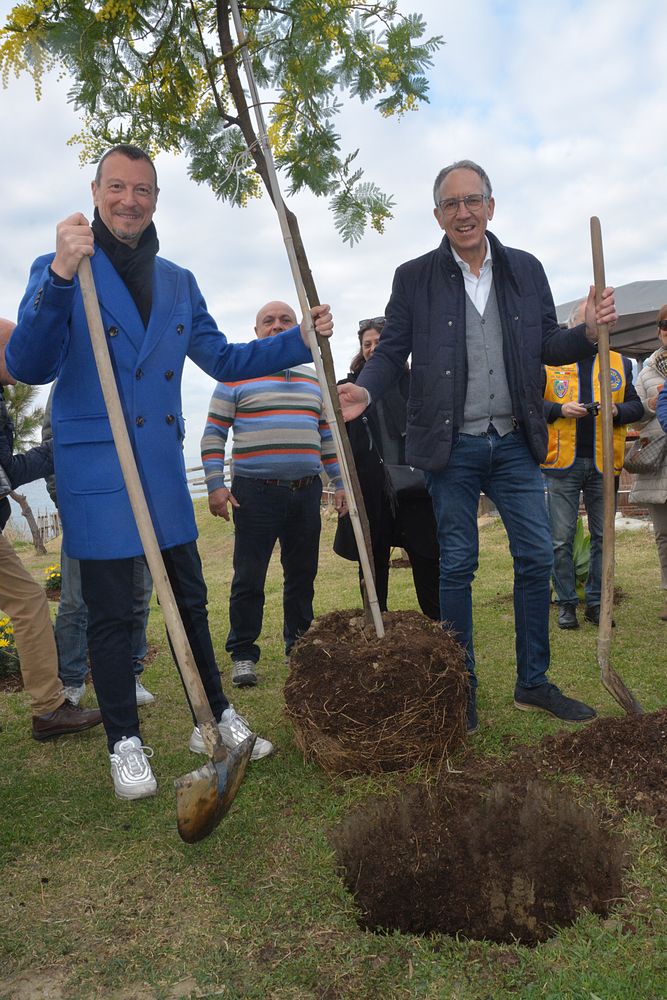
[3,382,44,451]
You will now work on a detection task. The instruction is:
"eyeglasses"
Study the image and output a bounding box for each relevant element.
[658,320,667,331]
[358,316,385,333]
[437,194,487,215]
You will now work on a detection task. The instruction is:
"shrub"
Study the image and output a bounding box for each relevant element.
[43,564,62,593]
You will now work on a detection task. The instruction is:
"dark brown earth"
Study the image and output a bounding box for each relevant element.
[287,611,666,943]
[332,777,627,945]
[285,610,470,774]
[330,710,667,944]
[512,709,667,829]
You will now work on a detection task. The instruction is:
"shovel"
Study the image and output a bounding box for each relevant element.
[77,256,256,842]
[589,217,643,715]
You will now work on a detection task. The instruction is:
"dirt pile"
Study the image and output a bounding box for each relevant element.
[284,609,468,775]
[516,708,667,829]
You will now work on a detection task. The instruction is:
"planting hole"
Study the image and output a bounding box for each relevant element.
[332,779,627,945]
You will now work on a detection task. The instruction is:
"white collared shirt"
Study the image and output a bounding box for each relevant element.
[452,237,493,313]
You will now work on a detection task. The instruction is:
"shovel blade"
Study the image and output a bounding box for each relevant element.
[174,733,256,843]
[601,664,644,716]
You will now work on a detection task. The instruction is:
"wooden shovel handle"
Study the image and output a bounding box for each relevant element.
[77,257,222,749]
[590,220,643,715]
[590,217,616,649]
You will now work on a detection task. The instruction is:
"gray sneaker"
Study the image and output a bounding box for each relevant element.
[135,679,155,706]
[62,682,86,706]
[189,706,274,761]
[109,736,157,800]
[231,659,258,687]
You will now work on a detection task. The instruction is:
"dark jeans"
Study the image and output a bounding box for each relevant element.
[226,475,322,663]
[56,547,152,685]
[426,428,554,691]
[81,541,228,750]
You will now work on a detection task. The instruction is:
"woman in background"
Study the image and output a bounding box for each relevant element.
[629,304,667,621]
[334,317,440,619]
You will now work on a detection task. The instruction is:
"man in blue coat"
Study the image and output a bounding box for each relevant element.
[6,145,333,800]
[339,159,617,734]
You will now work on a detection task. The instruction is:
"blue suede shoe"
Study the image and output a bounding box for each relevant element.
[514,683,596,723]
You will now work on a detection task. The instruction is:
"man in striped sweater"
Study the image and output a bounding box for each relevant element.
[201,300,346,687]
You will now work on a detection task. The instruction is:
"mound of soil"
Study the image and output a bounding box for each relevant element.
[332,777,627,945]
[515,708,667,829]
[285,610,468,775]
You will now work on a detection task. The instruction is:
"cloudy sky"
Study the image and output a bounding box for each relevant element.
[1,0,666,463]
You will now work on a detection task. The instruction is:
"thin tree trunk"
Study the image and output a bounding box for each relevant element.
[216,1,377,614]
[9,490,47,555]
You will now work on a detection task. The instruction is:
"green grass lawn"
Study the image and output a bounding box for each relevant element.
[0,503,665,1000]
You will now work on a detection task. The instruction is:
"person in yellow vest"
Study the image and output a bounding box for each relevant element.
[542,299,643,629]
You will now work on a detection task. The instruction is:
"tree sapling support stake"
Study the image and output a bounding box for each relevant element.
[229,0,384,637]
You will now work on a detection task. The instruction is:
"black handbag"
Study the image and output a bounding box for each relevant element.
[623,434,667,475]
[383,461,427,499]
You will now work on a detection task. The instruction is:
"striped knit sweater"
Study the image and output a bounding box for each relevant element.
[200,366,342,491]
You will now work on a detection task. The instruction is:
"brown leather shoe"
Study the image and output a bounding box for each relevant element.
[660,602,667,622]
[32,700,103,741]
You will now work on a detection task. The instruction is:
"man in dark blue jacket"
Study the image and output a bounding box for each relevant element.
[0,319,102,740]
[339,159,618,733]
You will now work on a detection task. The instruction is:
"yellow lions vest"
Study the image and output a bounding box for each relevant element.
[542,353,627,473]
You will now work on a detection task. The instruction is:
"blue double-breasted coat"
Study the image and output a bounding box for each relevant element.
[7,248,311,559]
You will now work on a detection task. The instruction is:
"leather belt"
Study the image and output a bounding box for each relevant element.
[261,475,319,490]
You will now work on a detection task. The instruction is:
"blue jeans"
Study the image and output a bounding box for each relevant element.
[545,459,610,608]
[56,543,153,686]
[426,429,554,691]
[226,476,322,663]
[55,549,89,686]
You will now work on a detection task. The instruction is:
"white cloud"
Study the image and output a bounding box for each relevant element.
[1,0,666,460]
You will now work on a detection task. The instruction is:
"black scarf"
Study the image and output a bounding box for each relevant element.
[91,208,159,327]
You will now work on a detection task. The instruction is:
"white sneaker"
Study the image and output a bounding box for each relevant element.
[188,706,274,762]
[62,682,86,706]
[135,679,155,706]
[109,736,157,800]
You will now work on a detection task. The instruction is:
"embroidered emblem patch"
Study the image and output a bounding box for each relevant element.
[554,379,569,399]
[609,368,623,391]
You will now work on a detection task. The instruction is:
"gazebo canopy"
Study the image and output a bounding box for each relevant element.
[557,280,667,361]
